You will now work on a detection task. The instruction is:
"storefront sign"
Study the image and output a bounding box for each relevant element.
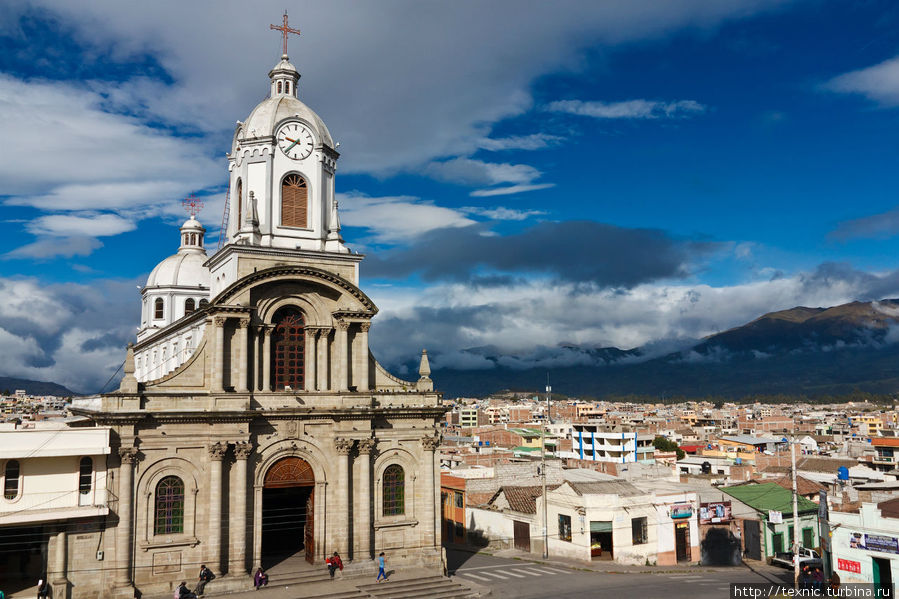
[850,532,899,555]
[837,558,861,574]
[699,501,732,524]
[670,503,693,519]
[768,510,783,523]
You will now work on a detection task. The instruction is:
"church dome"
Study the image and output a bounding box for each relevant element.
[146,252,210,289]
[145,217,211,289]
[238,55,334,147]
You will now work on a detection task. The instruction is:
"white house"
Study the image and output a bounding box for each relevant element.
[830,498,899,589]
[0,424,110,598]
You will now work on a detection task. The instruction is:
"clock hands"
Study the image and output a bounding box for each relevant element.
[283,137,300,153]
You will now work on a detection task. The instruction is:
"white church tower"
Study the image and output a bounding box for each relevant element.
[209,47,353,297]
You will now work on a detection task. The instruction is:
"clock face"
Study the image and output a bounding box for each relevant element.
[277,122,314,160]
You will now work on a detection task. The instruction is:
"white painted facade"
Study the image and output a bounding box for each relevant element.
[539,481,659,565]
[830,502,899,584]
[571,424,655,464]
[0,426,110,525]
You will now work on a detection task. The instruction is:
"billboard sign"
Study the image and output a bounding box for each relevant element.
[699,501,732,524]
[849,532,899,555]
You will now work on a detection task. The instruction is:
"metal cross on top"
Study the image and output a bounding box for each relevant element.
[182,194,204,218]
[270,10,301,56]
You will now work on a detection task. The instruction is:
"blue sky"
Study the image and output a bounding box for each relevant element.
[3,0,899,392]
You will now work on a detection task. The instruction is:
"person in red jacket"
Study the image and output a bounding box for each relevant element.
[326,552,343,579]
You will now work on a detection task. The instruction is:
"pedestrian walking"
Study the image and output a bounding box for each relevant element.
[326,552,343,579]
[376,552,387,582]
[37,574,49,599]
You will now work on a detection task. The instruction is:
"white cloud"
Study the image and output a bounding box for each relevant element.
[338,193,475,244]
[469,183,556,197]
[422,157,542,186]
[0,277,140,392]
[461,207,547,220]
[824,56,899,106]
[0,75,220,200]
[4,237,102,260]
[546,98,706,119]
[476,133,564,151]
[27,213,136,237]
[365,265,895,369]
[2,0,783,176]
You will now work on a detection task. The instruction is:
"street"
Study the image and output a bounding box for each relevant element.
[448,549,795,599]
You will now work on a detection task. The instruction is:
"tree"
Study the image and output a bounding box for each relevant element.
[653,436,685,460]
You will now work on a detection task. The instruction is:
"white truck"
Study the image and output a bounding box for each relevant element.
[771,547,822,569]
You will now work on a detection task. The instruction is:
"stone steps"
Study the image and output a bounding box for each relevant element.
[356,575,475,599]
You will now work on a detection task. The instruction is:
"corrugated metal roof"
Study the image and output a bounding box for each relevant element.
[563,480,644,497]
[722,483,818,516]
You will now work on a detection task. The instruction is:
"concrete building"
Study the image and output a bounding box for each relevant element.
[830,498,899,590]
[0,426,110,598]
[571,424,655,464]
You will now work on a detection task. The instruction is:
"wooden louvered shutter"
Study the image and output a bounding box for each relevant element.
[281,174,308,228]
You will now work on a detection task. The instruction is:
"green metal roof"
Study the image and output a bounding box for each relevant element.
[721,483,818,517]
[512,446,542,453]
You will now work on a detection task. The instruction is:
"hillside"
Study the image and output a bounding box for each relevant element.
[431,298,899,398]
[0,376,77,397]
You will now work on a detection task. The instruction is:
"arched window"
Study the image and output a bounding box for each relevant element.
[154,298,164,319]
[277,81,282,94]
[4,460,20,500]
[154,476,185,535]
[79,457,92,495]
[199,299,209,309]
[382,464,405,516]
[281,174,308,228]
[236,178,243,230]
[285,81,291,95]
[272,307,305,390]
[185,298,196,315]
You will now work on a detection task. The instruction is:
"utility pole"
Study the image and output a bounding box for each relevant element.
[541,376,551,559]
[791,436,801,589]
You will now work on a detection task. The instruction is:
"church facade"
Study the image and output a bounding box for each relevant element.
[65,44,444,599]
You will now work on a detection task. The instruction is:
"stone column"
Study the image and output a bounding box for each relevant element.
[334,438,354,555]
[357,322,371,392]
[207,442,227,572]
[356,439,376,560]
[421,436,440,548]
[262,326,273,392]
[115,447,137,589]
[212,317,226,392]
[335,321,349,392]
[236,319,249,393]
[229,442,252,576]
[304,328,317,392]
[51,526,68,589]
[255,326,265,391]
[317,329,331,391]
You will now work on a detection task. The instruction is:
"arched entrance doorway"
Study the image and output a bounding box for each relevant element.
[262,456,315,564]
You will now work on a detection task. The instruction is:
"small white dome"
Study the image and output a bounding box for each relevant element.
[146,252,210,289]
[238,56,334,147]
[145,216,210,289]
[242,95,333,147]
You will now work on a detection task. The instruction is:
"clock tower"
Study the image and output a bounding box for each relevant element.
[208,49,356,297]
